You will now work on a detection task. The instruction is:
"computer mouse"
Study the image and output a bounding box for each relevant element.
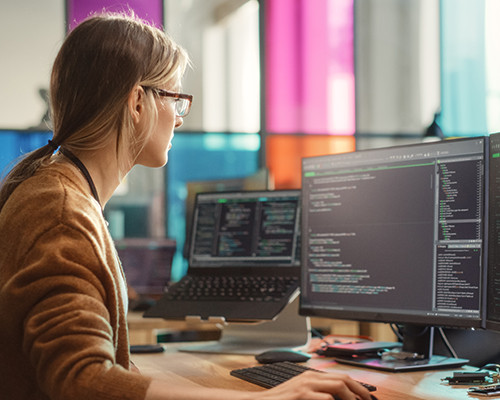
[255,349,311,364]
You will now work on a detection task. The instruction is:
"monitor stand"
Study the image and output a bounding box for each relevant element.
[178,297,311,355]
[335,354,468,372]
[333,325,469,372]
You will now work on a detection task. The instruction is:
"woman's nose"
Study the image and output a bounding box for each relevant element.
[175,116,184,128]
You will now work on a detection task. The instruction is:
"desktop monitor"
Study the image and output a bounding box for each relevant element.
[300,137,488,371]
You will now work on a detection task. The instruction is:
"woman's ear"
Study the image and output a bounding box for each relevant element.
[128,86,146,124]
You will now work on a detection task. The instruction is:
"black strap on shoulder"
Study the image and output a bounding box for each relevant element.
[59,147,102,208]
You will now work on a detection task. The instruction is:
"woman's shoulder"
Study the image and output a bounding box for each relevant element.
[2,162,103,235]
[0,162,114,278]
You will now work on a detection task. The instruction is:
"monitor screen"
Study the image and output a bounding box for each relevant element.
[115,238,176,297]
[189,190,301,269]
[182,169,270,259]
[300,137,488,370]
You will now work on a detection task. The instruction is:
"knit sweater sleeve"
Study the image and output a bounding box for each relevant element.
[11,222,152,400]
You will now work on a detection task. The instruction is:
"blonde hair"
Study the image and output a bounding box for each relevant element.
[0,12,189,211]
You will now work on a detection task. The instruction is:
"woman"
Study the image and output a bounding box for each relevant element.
[0,13,372,400]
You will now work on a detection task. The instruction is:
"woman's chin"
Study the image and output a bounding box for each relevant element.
[137,156,168,168]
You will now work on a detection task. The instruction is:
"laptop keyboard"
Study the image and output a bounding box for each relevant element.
[230,361,377,391]
[165,275,298,302]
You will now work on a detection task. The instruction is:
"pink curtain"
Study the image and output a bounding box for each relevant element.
[265,0,355,135]
[66,0,163,30]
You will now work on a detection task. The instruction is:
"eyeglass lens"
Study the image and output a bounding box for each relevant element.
[176,99,190,117]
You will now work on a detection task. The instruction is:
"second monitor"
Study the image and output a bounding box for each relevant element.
[300,137,487,371]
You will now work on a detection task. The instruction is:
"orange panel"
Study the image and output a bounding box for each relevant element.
[265,135,355,189]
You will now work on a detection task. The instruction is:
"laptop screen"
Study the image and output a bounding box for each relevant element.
[189,190,301,268]
[115,238,176,295]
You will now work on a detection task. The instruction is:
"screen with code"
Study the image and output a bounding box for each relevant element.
[300,138,486,328]
[189,190,301,268]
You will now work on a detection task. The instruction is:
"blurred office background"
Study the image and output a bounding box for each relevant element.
[1,0,499,281]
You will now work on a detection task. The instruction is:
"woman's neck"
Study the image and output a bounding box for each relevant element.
[80,150,125,208]
[60,147,127,209]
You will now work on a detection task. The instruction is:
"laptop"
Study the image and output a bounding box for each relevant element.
[115,238,176,309]
[144,189,301,322]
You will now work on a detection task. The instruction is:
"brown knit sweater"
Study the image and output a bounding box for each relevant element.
[0,162,151,399]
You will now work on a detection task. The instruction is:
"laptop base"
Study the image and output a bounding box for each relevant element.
[178,297,310,355]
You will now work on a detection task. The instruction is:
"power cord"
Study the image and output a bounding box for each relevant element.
[437,327,459,359]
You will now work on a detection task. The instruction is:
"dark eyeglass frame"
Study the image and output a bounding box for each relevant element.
[142,86,193,117]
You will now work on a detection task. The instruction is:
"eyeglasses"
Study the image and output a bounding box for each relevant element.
[144,87,193,117]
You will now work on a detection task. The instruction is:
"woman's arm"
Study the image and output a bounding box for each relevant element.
[18,224,151,400]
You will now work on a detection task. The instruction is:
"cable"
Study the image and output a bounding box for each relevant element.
[310,327,325,339]
[389,323,404,341]
[438,327,459,359]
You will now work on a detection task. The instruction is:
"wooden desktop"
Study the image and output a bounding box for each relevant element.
[132,343,480,400]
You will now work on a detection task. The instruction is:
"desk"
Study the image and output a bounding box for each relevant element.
[132,344,480,399]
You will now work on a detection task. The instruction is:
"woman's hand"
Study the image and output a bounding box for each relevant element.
[257,370,373,400]
[145,368,374,400]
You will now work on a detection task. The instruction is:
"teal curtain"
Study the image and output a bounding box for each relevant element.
[440,0,487,136]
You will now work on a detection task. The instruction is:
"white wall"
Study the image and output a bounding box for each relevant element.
[164,0,260,133]
[0,0,64,129]
[355,0,441,135]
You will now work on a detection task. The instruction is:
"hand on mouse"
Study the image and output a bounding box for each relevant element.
[255,369,373,400]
